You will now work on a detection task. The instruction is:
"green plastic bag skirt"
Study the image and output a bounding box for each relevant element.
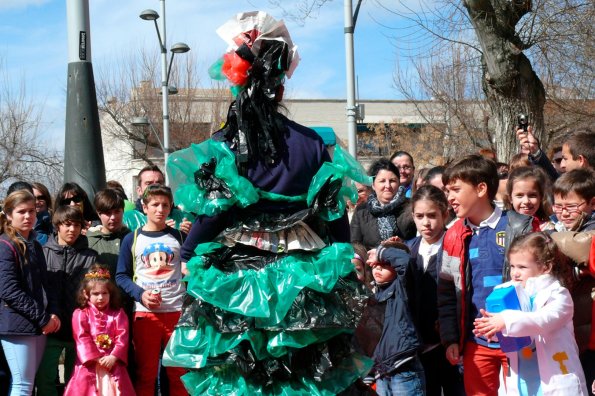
[162,139,373,395]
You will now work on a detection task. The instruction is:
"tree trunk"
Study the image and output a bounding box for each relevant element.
[464,0,546,162]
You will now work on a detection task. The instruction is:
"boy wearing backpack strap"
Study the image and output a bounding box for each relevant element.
[115,184,186,396]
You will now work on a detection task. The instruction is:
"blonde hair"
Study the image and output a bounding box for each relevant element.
[0,190,36,257]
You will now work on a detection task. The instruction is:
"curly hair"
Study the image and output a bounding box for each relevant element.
[76,264,122,309]
[507,232,573,289]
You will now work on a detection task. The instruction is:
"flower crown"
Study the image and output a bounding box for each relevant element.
[85,268,111,280]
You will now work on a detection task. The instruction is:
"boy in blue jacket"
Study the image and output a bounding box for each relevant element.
[438,154,536,395]
[367,241,425,395]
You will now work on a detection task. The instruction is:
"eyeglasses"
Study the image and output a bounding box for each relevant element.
[35,195,46,202]
[60,196,83,206]
[553,158,563,164]
[552,202,587,214]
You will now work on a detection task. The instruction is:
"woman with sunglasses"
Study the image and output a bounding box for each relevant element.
[54,183,99,229]
[162,12,371,395]
[31,182,54,245]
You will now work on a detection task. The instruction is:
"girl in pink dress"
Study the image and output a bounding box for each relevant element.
[64,265,135,395]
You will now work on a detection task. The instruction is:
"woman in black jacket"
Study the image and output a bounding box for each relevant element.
[351,158,416,249]
[0,190,60,395]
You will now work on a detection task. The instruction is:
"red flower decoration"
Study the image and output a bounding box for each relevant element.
[221,52,251,87]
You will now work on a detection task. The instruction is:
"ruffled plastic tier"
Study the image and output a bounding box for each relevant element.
[163,140,373,395]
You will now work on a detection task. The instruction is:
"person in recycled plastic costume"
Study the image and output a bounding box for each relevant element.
[162,11,374,395]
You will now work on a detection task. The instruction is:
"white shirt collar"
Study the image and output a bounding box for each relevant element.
[465,206,502,230]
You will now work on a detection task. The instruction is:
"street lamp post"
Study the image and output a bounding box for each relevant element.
[344,0,363,159]
[139,1,190,184]
[64,0,106,199]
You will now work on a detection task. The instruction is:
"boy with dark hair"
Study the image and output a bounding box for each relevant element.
[552,168,595,232]
[552,167,595,388]
[561,129,595,172]
[437,154,536,395]
[116,184,186,396]
[35,205,98,395]
[87,188,131,276]
[124,165,193,234]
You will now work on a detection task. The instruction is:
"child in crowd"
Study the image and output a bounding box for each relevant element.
[423,166,457,227]
[0,190,61,396]
[552,168,595,232]
[64,265,135,395]
[367,241,425,395]
[474,232,588,395]
[87,188,131,278]
[438,154,537,395]
[407,185,464,395]
[36,205,98,395]
[505,166,554,231]
[116,184,186,396]
[552,167,595,391]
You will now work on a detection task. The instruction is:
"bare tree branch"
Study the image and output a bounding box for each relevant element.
[0,60,63,195]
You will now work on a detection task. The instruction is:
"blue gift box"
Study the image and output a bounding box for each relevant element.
[485,285,531,352]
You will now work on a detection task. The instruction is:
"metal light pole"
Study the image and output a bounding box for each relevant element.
[139,1,190,184]
[64,0,106,199]
[344,0,363,159]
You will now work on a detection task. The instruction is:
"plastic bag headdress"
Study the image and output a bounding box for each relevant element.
[209,11,300,174]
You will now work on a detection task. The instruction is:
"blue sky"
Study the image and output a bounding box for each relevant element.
[0,0,420,149]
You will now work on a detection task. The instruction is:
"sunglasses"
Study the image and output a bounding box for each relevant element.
[553,158,563,164]
[35,195,46,202]
[60,196,83,206]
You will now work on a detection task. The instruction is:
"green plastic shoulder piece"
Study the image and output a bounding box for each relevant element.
[167,140,259,216]
[167,141,371,219]
[306,145,372,221]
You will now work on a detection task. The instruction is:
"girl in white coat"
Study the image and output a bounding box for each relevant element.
[474,232,588,396]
